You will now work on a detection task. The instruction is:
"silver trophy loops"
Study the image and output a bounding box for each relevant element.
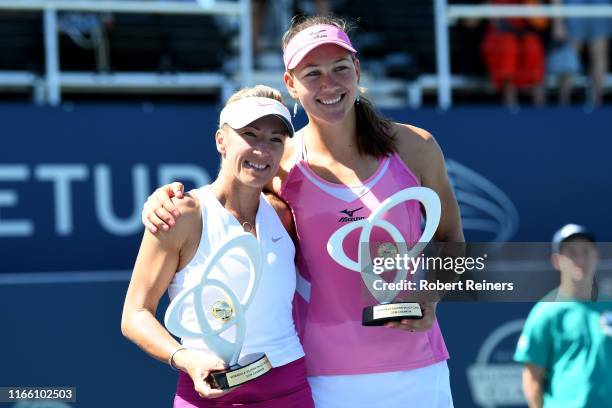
[327,187,441,326]
[165,233,272,389]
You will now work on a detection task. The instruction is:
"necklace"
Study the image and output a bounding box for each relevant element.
[242,221,254,232]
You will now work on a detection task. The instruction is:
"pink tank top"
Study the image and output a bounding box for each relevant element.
[279,132,449,376]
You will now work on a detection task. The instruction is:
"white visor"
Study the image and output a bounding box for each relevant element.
[219,97,294,137]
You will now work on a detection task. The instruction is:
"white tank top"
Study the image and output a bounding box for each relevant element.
[167,185,304,367]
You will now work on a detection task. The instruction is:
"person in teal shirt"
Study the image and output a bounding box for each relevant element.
[514,224,612,408]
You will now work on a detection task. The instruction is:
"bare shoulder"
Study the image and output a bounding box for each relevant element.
[264,192,294,236]
[158,190,201,244]
[393,123,445,180]
[393,124,464,242]
[172,190,200,220]
[280,136,297,168]
[268,136,297,195]
[394,123,441,157]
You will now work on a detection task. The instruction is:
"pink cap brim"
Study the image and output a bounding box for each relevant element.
[286,40,357,70]
[284,24,357,70]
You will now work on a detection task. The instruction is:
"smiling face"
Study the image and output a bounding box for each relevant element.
[284,44,360,125]
[216,115,288,189]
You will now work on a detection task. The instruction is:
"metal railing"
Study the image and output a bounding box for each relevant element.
[435,2,612,109]
[2,1,611,108]
[0,0,252,105]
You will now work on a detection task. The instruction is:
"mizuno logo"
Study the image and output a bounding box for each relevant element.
[338,206,365,223]
[340,207,363,217]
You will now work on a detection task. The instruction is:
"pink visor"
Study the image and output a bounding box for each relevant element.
[283,24,357,70]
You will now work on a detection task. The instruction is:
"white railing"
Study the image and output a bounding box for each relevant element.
[0,1,241,14]
[3,1,611,108]
[435,1,612,109]
[0,0,252,105]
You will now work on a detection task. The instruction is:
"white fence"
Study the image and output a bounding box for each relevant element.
[1,1,611,107]
[0,0,252,105]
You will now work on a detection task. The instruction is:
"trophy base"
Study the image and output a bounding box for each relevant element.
[362,302,423,326]
[208,353,272,390]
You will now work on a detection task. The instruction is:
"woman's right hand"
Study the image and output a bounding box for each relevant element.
[142,182,185,233]
[173,348,230,399]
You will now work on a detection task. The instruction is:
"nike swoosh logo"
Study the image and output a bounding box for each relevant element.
[271,236,283,243]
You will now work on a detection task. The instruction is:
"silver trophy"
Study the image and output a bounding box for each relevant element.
[165,233,272,389]
[327,187,441,326]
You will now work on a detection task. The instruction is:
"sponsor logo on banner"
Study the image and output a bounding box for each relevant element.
[467,319,526,407]
[0,163,210,238]
[447,159,519,242]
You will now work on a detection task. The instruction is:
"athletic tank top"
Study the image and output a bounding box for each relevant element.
[279,131,449,376]
[168,185,304,367]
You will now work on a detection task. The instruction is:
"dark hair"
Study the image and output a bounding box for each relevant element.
[282,15,397,158]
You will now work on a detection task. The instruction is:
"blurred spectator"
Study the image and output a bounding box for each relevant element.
[252,0,331,69]
[552,0,611,107]
[514,224,612,408]
[252,0,285,58]
[480,0,548,108]
[59,12,114,72]
[546,26,581,105]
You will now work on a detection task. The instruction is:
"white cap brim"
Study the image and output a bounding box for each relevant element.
[220,97,294,137]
